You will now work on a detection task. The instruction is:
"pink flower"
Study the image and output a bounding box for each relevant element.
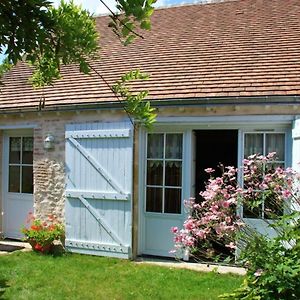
[196,230,206,239]
[184,218,195,231]
[225,216,231,223]
[225,242,236,249]
[282,189,292,199]
[267,152,276,159]
[222,200,230,208]
[210,204,219,213]
[171,226,178,233]
[204,168,215,174]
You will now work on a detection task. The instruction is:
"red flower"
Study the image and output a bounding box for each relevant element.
[34,243,42,251]
[31,225,41,231]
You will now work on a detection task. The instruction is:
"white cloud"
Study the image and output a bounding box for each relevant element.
[154,0,167,8]
[95,0,117,15]
[95,0,167,15]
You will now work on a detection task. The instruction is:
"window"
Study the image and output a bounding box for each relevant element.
[146,133,183,214]
[243,132,285,218]
[8,137,33,194]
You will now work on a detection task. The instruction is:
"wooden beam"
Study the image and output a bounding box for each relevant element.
[66,190,130,201]
[65,129,131,139]
[78,196,125,246]
[67,137,126,194]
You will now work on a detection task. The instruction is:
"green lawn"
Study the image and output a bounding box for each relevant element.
[0,252,243,300]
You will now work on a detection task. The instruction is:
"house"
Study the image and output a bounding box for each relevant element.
[0,0,300,259]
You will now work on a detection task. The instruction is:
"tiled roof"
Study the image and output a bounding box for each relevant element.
[1,0,300,111]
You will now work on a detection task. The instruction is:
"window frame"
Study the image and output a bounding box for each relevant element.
[145,132,184,215]
[8,136,33,194]
[241,130,288,219]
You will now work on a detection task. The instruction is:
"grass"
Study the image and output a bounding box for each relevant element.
[0,252,243,300]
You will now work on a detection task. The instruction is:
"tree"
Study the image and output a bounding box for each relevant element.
[0,0,156,85]
[0,0,157,127]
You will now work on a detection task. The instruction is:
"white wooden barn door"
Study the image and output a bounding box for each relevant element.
[65,121,133,258]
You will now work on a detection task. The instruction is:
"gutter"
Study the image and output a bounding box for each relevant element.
[0,95,299,115]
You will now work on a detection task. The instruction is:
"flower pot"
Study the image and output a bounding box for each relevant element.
[28,239,53,254]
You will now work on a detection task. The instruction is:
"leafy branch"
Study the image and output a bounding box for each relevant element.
[108,0,156,46]
[112,70,156,129]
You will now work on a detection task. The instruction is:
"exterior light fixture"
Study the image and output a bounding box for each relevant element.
[44,134,55,149]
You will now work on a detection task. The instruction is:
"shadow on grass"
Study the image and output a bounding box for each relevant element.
[0,278,9,299]
[51,244,65,257]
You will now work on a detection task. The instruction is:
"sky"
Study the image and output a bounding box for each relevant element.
[52,0,201,15]
[0,0,201,62]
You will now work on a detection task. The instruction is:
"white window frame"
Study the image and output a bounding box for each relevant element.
[145,132,184,215]
[239,129,290,219]
[8,136,34,194]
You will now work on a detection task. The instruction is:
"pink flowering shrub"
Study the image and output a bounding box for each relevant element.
[172,152,299,263]
[172,164,243,261]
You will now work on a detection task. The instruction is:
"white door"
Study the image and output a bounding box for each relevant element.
[65,121,133,258]
[3,131,34,239]
[141,132,187,257]
[240,131,287,237]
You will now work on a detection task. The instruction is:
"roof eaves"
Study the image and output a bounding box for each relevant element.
[0,95,300,115]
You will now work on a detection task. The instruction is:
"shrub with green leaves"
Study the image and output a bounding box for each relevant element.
[221,215,300,299]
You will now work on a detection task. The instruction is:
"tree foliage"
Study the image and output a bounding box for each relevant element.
[0,0,157,127]
[109,0,156,45]
[0,0,156,86]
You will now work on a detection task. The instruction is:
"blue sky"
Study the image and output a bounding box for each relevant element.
[0,0,199,62]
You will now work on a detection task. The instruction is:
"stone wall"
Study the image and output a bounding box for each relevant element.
[34,159,65,221]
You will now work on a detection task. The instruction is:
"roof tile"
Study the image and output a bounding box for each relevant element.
[0,0,300,110]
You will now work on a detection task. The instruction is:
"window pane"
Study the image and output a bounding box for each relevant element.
[266,134,284,161]
[22,166,33,194]
[147,161,163,185]
[266,162,284,172]
[243,204,262,218]
[164,188,181,214]
[165,134,182,159]
[165,161,182,187]
[264,194,284,219]
[22,137,33,164]
[9,166,20,192]
[244,134,263,157]
[9,137,21,164]
[147,134,164,158]
[146,187,162,213]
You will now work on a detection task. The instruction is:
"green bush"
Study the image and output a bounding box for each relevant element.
[221,214,300,299]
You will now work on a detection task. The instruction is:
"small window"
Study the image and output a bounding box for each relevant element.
[146,133,183,214]
[8,137,33,194]
[243,132,285,219]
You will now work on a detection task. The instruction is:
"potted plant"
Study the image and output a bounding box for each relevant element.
[22,213,65,254]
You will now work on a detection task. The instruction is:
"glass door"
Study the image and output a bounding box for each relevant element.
[3,132,34,239]
[143,132,184,256]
